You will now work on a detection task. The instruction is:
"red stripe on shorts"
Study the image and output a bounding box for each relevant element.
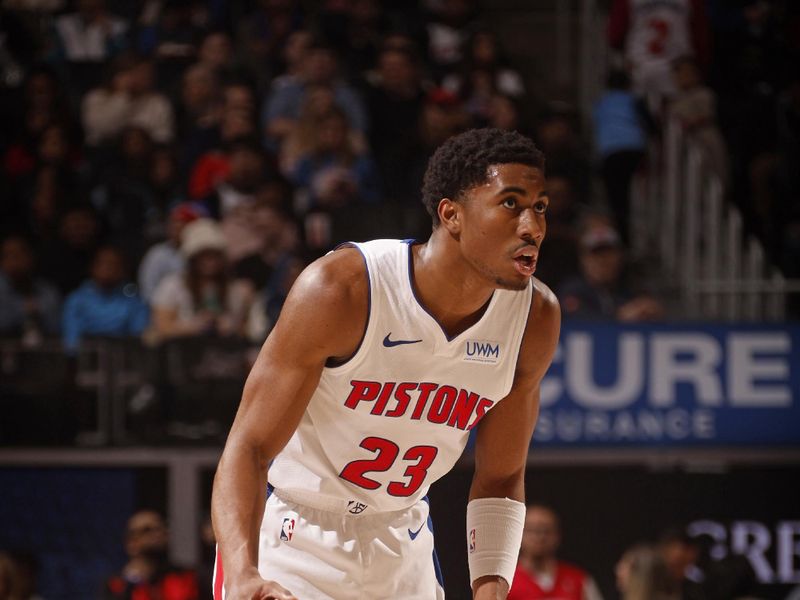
[213,545,224,600]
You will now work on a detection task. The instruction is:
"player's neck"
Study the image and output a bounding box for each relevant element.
[411,237,495,337]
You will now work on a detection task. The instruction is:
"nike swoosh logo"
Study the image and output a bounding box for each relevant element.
[408,523,425,540]
[383,333,422,347]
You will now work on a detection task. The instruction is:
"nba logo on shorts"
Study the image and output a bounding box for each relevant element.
[468,528,476,553]
[280,518,295,542]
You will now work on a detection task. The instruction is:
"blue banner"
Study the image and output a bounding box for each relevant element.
[534,322,800,446]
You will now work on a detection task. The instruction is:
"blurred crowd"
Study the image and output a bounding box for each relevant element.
[0,0,796,449]
[603,0,800,283]
[0,0,686,360]
[0,0,798,364]
[3,504,789,600]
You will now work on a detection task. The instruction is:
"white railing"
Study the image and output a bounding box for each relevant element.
[634,117,800,320]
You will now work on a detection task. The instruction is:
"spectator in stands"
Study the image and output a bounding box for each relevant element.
[558,217,664,321]
[443,28,525,126]
[593,69,648,246]
[5,122,84,235]
[486,93,524,133]
[508,504,603,600]
[200,139,272,220]
[144,144,184,239]
[278,83,337,176]
[657,528,705,600]
[138,202,206,303]
[101,509,198,600]
[363,45,427,203]
[89,126,163,262]
[669,56,729,184]
[607,0,710,113]
[231,179,299,290]
[81,53,174,147]
[261,252,305,333]
[177,63,220,143]
[196,30,234,75]
[2,65,75,184]
[49,0,128,63]
[187,112,259,202]
[221,80,256,116]
[532,173,583,293]
[61,245,149,353]
[406,87,470,207]
[255,28,312,96]
[289,107,380,212]
[703,554,762,600]
[535,107,591,198]
[616,543,680,600]
[222,182,299,273]
[22,166,72,248]
[261,39,367,151]
[0,234,61,343]
[39,204,103,294]
[318,0,388,82]
[424,0,476,80]
[236,0,305,86]
[149,218,262,342]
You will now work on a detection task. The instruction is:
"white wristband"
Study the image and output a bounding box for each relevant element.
[466,497,525,587]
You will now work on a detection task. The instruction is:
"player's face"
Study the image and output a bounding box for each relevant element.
[521,507,560,559]
[458,163,547,290]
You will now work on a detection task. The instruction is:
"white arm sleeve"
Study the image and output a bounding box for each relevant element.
[466,497,526,587]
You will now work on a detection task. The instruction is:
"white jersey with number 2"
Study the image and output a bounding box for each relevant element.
[268,239,534,513]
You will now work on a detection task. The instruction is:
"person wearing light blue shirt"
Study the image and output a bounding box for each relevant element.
[592,69,649,245]
[62,246,149,353]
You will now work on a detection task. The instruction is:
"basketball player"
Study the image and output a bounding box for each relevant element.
[211,128,561,599]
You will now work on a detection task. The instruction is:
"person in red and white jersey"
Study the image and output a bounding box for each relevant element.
[607,0,710,110]
[508,505,604,600]
[211,128,561,600]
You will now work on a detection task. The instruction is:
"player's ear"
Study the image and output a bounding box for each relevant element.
[438,198,461,235]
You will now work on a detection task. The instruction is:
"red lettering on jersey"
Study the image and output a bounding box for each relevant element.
[370,382,396,415]
[344,380,497,432]
[468,397,495,429]
[410,382,438,420]
[447,389,481,430]
[427,385,457,424]
[385,382,417,417]
[344,380,381,409]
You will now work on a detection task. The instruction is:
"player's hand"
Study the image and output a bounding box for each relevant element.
[472,574,509,600]
[225,573,298,600]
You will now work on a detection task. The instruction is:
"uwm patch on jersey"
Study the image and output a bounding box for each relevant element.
[268,240,533,512]
[464,339,501,364]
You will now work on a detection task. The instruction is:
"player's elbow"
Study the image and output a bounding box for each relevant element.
[470,466,525,501]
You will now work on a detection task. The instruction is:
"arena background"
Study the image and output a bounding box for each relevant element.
[1,0,799,598]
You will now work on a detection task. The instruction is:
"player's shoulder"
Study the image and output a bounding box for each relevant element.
[513,278,560,375]
[529,277,561,327]
[289,245,368,311]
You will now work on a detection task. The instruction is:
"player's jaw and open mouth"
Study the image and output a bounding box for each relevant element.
[511,244,538,277]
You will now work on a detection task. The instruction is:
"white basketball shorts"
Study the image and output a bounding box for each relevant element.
[214,489,446,599]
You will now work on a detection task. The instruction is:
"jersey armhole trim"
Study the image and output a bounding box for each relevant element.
[505,281,537,392]
[324,242,372,370]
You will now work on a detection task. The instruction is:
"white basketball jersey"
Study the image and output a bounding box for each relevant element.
[626,0,691,66]
[269,239,534,513]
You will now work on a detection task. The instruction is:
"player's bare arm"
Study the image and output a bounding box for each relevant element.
[211,247,368,600]
[469,279,561,600]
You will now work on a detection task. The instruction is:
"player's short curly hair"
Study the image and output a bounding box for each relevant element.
[421,128,545,226]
